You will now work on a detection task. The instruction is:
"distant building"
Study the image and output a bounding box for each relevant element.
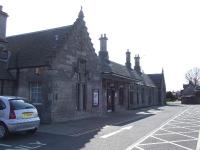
[181,81,200,104]
[0,7,166,123]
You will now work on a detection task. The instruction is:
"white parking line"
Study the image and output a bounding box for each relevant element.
[135,145,144,150]
[162,125,199,131]
[151,135,193,150]
[100,126,132,139]
[196,129,200,150]
[155,130,199,136]
[161,128,196,139]
[125,107,190,150]
[139,138,198,146]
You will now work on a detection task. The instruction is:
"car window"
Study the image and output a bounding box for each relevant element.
[9,99,34,110]
[0,100,6,110]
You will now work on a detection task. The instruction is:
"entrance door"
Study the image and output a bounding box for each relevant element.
[107,89,115,112]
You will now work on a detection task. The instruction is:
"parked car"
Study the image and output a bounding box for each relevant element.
[0,96,40,138]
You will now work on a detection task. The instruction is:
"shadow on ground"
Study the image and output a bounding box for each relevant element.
[0,103,183,150]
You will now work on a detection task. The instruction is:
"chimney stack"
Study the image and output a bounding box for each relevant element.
[125,49,131,69]
[134,54,141,74]
[99,34,109,61]
[99,34,108,51]
[0,6,8,42]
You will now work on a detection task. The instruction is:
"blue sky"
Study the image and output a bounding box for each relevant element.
[1,0,200,91]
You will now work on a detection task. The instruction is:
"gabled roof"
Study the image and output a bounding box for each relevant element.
[100,58,160,86]
[148,74,163,88]
[100,60,141,81]
[182,84,195,96]
[6,25,72,69]
[140,73,156,87]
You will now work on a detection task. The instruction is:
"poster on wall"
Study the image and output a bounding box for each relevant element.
[93,89,99,106]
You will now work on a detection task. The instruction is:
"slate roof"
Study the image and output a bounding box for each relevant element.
[100,59,142,81]
[140,73,156,87]
[148,74,163,88]
[100,58,160,86]
[6,25,72,69]
[181,84,195,96]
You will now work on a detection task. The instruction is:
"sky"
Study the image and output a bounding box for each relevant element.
[1,0,200,91]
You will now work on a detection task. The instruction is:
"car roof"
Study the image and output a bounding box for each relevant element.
[0,96,26,101]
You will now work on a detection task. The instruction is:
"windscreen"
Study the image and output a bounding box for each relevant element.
[9,99,35,110]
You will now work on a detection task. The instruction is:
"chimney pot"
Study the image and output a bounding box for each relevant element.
[99,33,108,51]
[134,54,141,74]
[99,34,109,60]
[0,5,8,40]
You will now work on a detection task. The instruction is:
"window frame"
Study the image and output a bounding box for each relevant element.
[29,81,43,104]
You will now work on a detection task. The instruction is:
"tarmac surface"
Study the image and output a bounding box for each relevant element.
[129,105,200,150]
[0,102,199,150]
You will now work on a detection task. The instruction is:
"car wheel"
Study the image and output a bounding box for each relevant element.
[26,128,37,135]
[0,123,8,139]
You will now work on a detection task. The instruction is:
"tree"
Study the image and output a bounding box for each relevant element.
[166,91,177,101]
[185,67,200,86]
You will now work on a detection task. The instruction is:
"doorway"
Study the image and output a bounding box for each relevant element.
[107,89,115,112]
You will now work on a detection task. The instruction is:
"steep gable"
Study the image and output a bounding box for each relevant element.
[148,74,163,88]
[140,73,156,87]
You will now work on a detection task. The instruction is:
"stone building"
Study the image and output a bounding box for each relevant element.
[181,82,200,104]
[0,6,14,96]
[0,7,166,123]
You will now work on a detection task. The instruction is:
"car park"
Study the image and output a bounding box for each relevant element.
[0,96,40,138]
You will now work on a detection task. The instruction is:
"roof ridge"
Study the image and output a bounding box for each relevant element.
[148,73,162,75]
[110,61,126,67]
[6,25,73,38]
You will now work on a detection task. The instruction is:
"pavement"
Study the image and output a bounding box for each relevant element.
[38,105,162,136]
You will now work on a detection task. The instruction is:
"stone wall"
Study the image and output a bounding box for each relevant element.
[0,80,14,95]
[49,16,102,122]
[13,67,52,123]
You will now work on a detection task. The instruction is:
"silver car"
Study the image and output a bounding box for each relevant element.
[0,96,40,138]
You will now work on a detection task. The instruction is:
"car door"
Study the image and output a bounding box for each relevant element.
[0,100,6,119]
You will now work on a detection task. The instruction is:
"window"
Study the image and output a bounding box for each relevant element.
[129,84,134,105]
[0,100,6,110]
[9,99,34,110]
[148,88,151,105]
[30,82,42,103]
[92,89,99,107]
[77,59,87,82]
[142,87,145,104]
[76,83,87,111]
[130,91,134,104]
[76,83,80,110]
[83,84,87,110]
[137,86,139,104]
[119,88,124,105]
